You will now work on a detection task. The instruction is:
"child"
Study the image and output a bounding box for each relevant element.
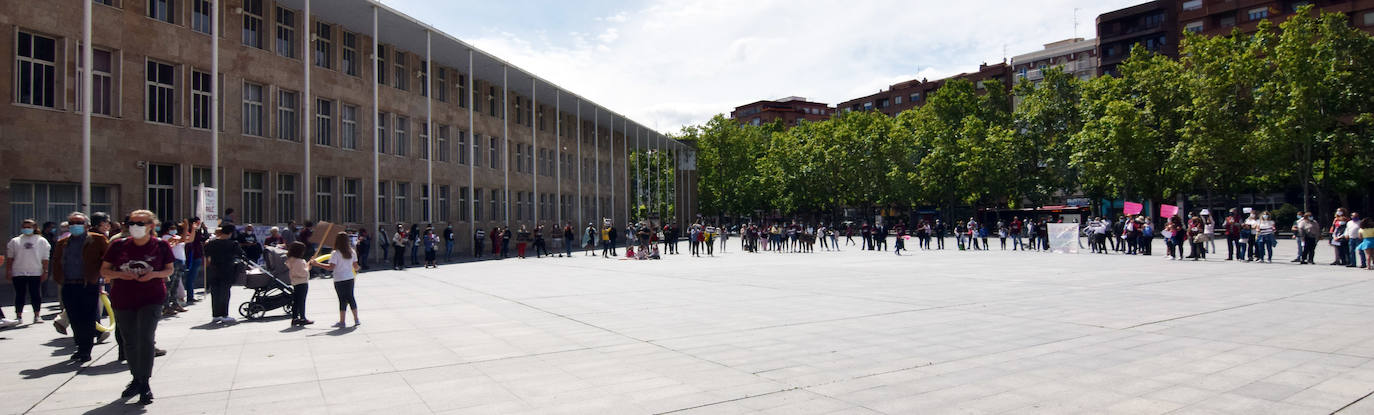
[894,231,906,255]
[423,229,438,268]
[311,232,361,327]
[286,242,313,326]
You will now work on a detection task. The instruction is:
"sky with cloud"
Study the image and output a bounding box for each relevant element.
[381,0,1143,134]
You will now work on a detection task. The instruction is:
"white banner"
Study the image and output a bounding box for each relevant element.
[197,186,220,231]
[1047,223,1079,254]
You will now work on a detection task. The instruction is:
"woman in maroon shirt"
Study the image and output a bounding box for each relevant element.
[100,209,175,405]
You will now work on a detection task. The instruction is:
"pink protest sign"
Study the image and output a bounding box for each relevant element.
[1160,204,1179,218]
[1123,202,1143,215]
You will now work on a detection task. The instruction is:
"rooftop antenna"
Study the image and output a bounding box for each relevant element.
[1074,8,1080,39]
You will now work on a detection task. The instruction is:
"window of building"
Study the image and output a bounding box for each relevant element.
[376,45,387,85]
[863,102,873,111]
[191,70,212,129]
[514,96,523,125]
[377,112,388,153]
[341,32,358,76]
[77,47,115,116]
[420,185,430,222]
[1249,7,1269,21]
[315,98,332,146]
[435,68,447,102]
[277,89,298,140]
[93,0,118,6]
[419,122,429,160]
[437,125,449,162]
[9,182,111,234]
[489,189,499,220]
[341,104,358,149]
[242,82,264,136]
[515,192,523,220]
[489,137,499,169]
[315,176,333,222]
[538,106,545,131]
[16,31,58,108]
[470,133,480,167]
[148,0,175,24]
[459,187,469,221]
[1185,21,1204,33]
[418,61,428,97]
[146,60,177,124]
[1366,12,1374,26]
[458,74,467,108]
[1220,15,1237,27]
[395,182,408,223]
[242,0,264,49]
[1182,0,1202,11]
[894,96,902,105]
[342,178,359,223]
[472,187,481,222]
[393,51,407,90]
[276,7,295,58]
[1289,1,1312,12]
[314,22,332,69]
[395,116,408,156]
[514,144,523,173]
[438,185,449,222]
[377,181,388,222]
[276,173,297,223]
[189,1,213,33]
[147,164,176,222]
[243,171,265,224]
[457,130,468,165]
[488,87,498,117]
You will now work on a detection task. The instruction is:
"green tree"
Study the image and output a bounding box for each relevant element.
[1252,6,1374,214]
[1013,67,1083,206]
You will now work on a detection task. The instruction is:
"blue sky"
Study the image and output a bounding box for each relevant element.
[381,0,1143,133]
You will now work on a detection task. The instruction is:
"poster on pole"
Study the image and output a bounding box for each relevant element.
[1159,204,1179,218]
[197,186,220,231]
[1123,201,1143,216]
[1047,223,1079,254]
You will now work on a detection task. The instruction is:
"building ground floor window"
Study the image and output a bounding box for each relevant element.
[9,181,115,233]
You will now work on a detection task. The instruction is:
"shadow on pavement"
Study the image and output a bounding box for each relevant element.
[20,359,82,379]
[81,399,148,415]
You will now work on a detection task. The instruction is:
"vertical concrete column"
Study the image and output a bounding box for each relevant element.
[303,0,312,218]
[81,0,93,209]
[502,66,509,226]
[555,90,561,225]
[209,0,219,209]
[466,49,475,245]
[531,77,538,225]
[594,108,599,223]
[371,6,380,235]
[425,31,433,224]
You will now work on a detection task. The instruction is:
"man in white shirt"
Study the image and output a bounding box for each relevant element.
[6,219,51,325]
[1346,212,1364,268]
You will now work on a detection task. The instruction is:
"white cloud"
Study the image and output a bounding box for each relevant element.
[450,0,1143,132]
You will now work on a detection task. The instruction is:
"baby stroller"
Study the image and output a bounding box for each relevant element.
[239,246,295,320]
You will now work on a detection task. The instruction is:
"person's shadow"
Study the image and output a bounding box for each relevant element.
[81,399,148,414]
[42,337,78,357]
[19,360,82,379]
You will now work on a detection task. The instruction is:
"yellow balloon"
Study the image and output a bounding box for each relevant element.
[314,253,332,263]
[95,293,115,333]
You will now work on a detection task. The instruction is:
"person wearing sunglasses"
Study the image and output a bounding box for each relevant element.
[100,210,175,405]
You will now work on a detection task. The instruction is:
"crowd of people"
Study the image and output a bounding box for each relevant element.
[3,203,1370,407]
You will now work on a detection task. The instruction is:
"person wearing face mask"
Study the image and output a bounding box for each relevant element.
[182,218,208,305]
[161,223,189,313]
[100,210,175,404]
[1296,212,1320,265]
[6,219,51,324]
[50,212,111,361]
[203,224,245,324]
[1330,210,1349,266]
[1254,211,1277,263]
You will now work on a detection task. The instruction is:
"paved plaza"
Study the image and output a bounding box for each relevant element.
[2,239,1373,414]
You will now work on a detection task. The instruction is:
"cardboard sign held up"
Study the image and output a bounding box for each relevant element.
[309,221,337,248]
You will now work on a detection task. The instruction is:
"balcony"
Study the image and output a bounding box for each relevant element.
[1018,60,1097,81]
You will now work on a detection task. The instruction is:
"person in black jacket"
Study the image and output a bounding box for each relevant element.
[203,224,244,324]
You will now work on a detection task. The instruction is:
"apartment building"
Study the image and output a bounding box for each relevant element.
[0,0,696,253]
[837,62,1012,117]
[1010,38,1099,84]
[1096,0,1180,76]
[1178,0,1374,36]
[729,97,833,127]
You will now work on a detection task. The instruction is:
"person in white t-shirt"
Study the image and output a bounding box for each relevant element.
[311,232,360,328]
[6,219,51,324]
